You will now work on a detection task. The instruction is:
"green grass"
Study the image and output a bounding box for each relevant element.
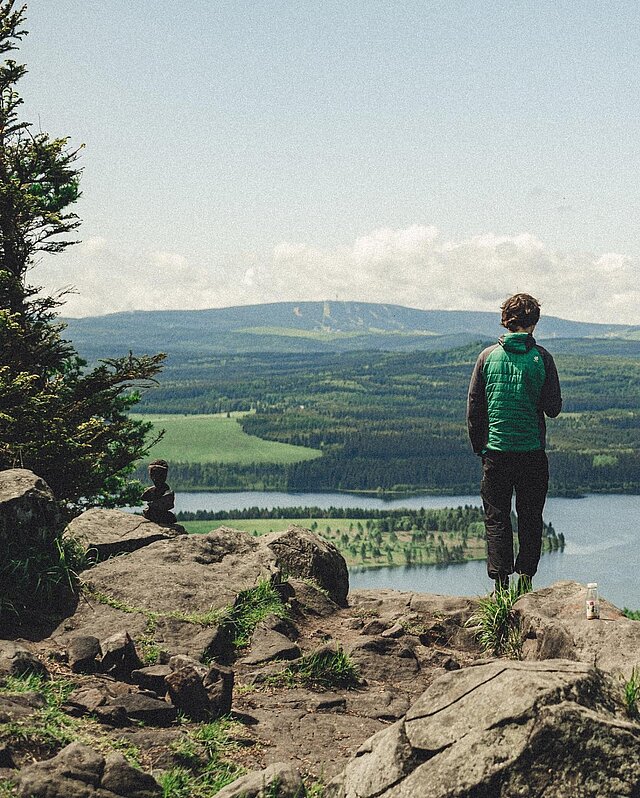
[466,585,524,659]
[623,608,640,620]
[162,719,246,798]
[623,667,640,718]
[0,673,142,766]
[219,580,288,649]
[268,647,360,690]
[131,412,321,465]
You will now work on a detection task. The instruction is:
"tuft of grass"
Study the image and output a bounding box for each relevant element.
[623,608,640,621]
[219,580,288,650]
[0,779,16,798]
[622,667,640,718]
[163,719,246,798]
[466,585,523,659]
[0,534,86,622]
[269,647,360,690]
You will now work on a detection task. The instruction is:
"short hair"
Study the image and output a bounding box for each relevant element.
[500,293,541,331]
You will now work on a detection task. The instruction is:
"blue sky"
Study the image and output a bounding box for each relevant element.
[21,1,640,321]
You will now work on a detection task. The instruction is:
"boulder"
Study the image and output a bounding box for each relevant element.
[67,635,101,674]
[65,507,186,561]
[264,526,349,606]
[131,664,172,694]
[214,761,304,798]
[326,660,640,798]
[0,641,48,679]
[0,692,46,722]
[100,630,143,678]
[15,741,161,797]
[515,580,640,677]
[0,469,59,546]
[165,656,234,720]
[242,621,301,666]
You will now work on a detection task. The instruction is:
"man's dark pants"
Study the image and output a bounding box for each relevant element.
[480,450,549,581]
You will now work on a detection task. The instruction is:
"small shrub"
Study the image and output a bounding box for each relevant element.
[623,667,640,718]
[623,608,640,621]
[466,585,523,659]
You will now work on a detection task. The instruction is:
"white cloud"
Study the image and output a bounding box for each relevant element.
[31,225,640,324]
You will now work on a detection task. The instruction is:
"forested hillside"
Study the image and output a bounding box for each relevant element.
[65,301,640,358]
[134,345,640,495]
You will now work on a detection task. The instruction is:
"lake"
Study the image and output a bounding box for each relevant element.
[175,491,640,610]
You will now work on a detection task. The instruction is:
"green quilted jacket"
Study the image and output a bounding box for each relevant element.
[466,332,562,453]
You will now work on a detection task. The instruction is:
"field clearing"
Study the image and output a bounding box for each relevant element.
[132,412,322,465]
[182,518,487,569]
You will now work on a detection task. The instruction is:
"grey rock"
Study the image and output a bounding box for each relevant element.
[65,507,186,562]
[0,469,59,547]
[0,641,48,679]
[361,619,388,636]
[0,692,46,722]
[131,664,171,694]
[327,660,640,798]
[100,630,143,677]
[15,741,161,797]
[93,704,130,727]
[67,635,101,673]
[106,693,177,727]
[264,526,349,606]
[214,761,304,798]
[64,687,107,716]
[242,624,301,666]
[165,660,233,720]
[203,662,234,717]
[165,662,211,720]
[289,578,340,617]
[380,623,405,639]
[347,636,419,683]
[515,579,640,677]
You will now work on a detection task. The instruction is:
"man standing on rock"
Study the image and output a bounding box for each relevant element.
[467,294,562,594]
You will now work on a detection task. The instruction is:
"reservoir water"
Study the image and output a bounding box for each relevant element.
[175,491,640,610]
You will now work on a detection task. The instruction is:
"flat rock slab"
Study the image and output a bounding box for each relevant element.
[65,508,186,561]
[515,579,640,676]
[327,659,640,798]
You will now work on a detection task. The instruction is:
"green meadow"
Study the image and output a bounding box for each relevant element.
[132,412,322,465]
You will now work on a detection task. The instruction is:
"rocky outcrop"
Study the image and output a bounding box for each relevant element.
[515,580,640,677]
[264,526,349,606]
[3,482,639,794]
[0,468,59,545]
[65,507,186,561]
[327,660,640,798]
[52,522,350,662]
[15,742,161,798]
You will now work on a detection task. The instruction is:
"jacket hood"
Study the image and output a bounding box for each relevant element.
[498,332,536,354]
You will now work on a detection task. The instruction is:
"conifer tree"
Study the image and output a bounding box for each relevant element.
[0,1,164,515]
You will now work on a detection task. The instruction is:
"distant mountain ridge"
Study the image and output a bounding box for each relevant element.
[62,301,640,360]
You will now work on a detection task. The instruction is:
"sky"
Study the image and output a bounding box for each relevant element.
[19,1,640,323]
